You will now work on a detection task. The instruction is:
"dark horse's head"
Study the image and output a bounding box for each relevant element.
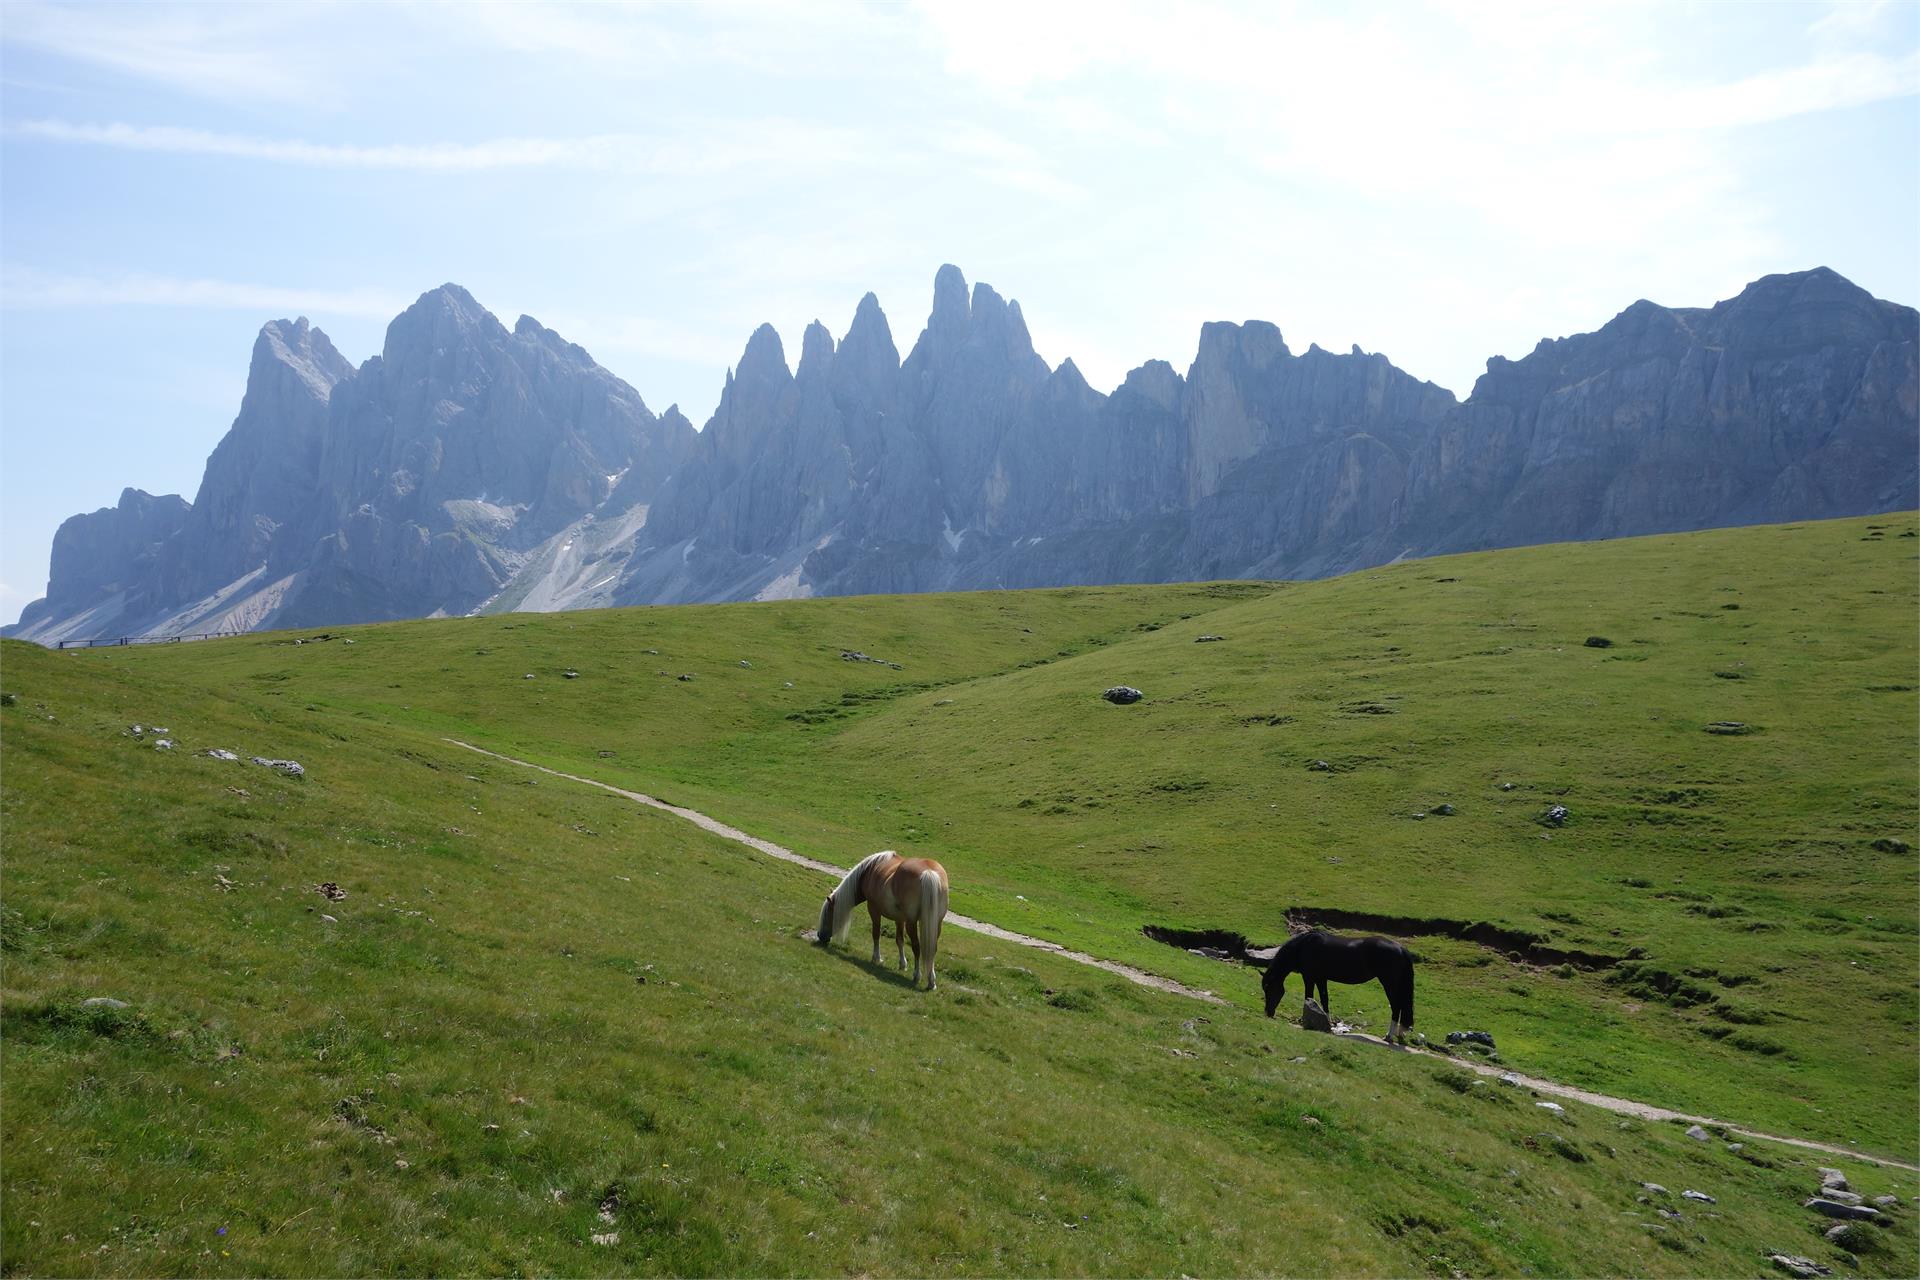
[1260,933,1305,1017]
[1261,960,1288,1017]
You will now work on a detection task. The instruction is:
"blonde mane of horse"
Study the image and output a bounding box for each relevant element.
[821,850,897,945]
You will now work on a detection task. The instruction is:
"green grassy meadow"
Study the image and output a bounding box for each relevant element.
[3,514,1916,1275]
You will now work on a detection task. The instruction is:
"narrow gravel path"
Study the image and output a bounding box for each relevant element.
[446,738,1916,1173]
[445,739,1223,1003]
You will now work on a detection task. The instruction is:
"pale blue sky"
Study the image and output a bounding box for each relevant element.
[3,0,1916,623]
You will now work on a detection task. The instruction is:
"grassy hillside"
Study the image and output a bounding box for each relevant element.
[4,515,1916,1274]
[4,633,1917,1278]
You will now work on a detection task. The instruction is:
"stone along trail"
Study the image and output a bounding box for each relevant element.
[446,739,1917,1174]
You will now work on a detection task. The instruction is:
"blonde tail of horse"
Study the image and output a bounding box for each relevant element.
[919,869,947,990]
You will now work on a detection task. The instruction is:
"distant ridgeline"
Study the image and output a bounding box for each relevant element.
[10,265,1916,643]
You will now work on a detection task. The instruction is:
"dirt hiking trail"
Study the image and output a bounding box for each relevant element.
[446,738,1918,1174]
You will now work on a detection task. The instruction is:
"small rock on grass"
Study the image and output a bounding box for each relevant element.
[1640,1183,1669,1196]
[81,997,129,1009]
[1816,1188,1863,1206]
[1102,686,1144,705]
[1824,1222,1873,1249]
[1681,1190,1715,1204]
[1818,1167,1849,1191]
[1803,1198,1878,1221]
[1536,1101,1564,1114]
[1767,1254,1831,1278]
[1684,1124,1711,1141]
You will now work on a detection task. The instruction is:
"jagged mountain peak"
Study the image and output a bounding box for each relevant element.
[736,323,792,384]
[1120,358,1184,411]
[251,316,352,400]
[511,313,603,370]
[119,486,187,514]
[1194,318,1290,371]
[384,282,504,352]
[930,263,970,331]
[838,291,900,376]
[797,320,836,378]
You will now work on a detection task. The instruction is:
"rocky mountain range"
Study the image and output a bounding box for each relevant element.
[10,265,1915,643]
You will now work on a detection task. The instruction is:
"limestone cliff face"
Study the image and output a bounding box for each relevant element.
[615,266,1460,602]
[277,286,693,626]
[12,489,192,635]
[1399,267,1918,559]
[10,286,695,639]
[161,317,354,602]
[12,265,1915,640]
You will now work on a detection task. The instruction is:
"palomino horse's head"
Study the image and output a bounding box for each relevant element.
[815,894,835,946]
[1261,962,1288,1018]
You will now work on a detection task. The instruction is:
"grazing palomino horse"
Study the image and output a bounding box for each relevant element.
[816,851,949,990]
[1262,929,1416,1044]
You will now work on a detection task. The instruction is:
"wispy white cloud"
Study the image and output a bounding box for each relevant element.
[909,0,1917,260]
[2,1,334,103]
[936,124,1085,201]
[11,117,872,176]
[1,268,409,318]
[13,119,618,171]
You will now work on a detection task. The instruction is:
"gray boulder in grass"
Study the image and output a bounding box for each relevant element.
[1299,998,1332,1032]
[1102,686,1144,705]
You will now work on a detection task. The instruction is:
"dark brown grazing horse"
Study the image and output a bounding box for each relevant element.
[1262,929,1415,1044]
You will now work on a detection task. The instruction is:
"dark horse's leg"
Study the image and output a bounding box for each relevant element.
[1383,961,1414,1045]
[1316,975,1331,1013]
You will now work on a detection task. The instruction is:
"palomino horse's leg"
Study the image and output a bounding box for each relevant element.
[896,919,907,970]
[869,903,883,965]
[907,918,923,986]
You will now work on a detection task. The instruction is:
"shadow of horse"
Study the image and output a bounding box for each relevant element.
[818,934,923,989]
[804,923,924,990]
